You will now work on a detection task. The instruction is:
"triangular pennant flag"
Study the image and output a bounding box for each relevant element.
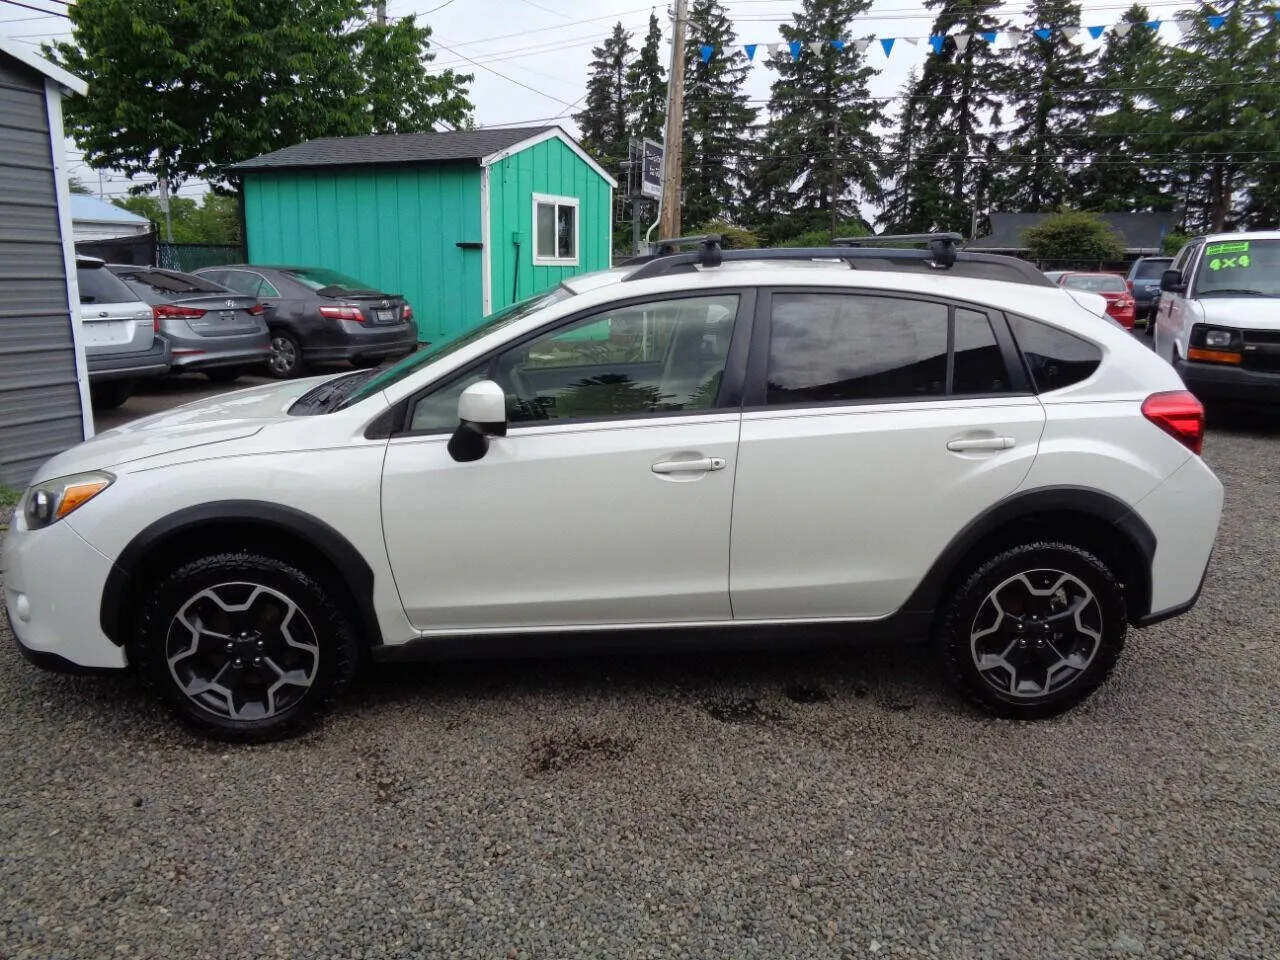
[1034,27,1053,40]
[880,37,895,56]
[901,36,918,46]
[954,33,972,52]
[1274,10,1280,21]
[808,41,824,54]
[830,39,845,52]
[699,44,714,63]
[1006,27,1024,40]
[1061,25,1081,39]
[788,40,803,59]
[1087,25,1105,39]
[1114,22,1133,37]
[981,31,997,44]
[928,34,946,54]
[1207,14,1226,29]
[766,43,782,55]
[1174,18,1194,35]
[1144,20,1162,30]
[743,43,757,61]
[854,37,872,53]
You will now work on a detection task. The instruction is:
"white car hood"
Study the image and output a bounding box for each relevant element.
[31,376,339,482]
[1198,297,1280,330]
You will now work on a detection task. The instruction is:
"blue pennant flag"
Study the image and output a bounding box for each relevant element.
[831,39,845,52]
[880,37,895,56]
[743,43,757,61]
[1144,20,1162,29]
[1034,27,1053,40]
[1275,10,1280,20]
[1087,24,1105,39]
[929,34,946,53]
[981,31,997,43]
[788,40,803,59]
[699,44,714,62]
[1207,14,1226,28]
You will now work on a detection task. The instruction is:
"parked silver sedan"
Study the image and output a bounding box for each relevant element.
[106,266,271,383]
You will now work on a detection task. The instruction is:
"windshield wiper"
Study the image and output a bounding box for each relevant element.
[292,371,378,414]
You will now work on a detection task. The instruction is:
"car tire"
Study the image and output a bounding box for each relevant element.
[267,331,304,379]
[936,541,1127,720]
[89,379,134,410]
[131,551,361,743]
[205,366,242,384]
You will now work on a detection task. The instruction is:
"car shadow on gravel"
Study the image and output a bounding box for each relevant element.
[1204,400,1280,436]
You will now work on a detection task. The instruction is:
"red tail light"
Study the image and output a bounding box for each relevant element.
[247,303,265,316]
[1142,390,1205,455]
[402,304,414,322]
[1126,279,1135,292]
[319,305,365,322]
[153,304,207,321]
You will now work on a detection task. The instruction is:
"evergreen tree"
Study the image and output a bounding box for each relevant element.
[627,12,667,143]
[749,0,885,240]
[880,0,1004,234]
[681,0,758,227]
[989,0,1097,211]
[877,69,932,232]
[573,23,634,170]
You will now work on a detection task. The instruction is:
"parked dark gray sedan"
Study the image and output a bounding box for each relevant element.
[107,265,271,383]
[192,264,419,378]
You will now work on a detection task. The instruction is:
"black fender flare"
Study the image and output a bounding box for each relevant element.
[100,500,381,647]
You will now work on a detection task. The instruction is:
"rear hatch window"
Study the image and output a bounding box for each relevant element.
[77,264,141,304]
[1133,259,1172,279]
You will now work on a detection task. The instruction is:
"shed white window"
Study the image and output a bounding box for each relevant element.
[533,193,579,265]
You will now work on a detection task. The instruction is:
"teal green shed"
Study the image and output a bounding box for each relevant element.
[227,126,617,345]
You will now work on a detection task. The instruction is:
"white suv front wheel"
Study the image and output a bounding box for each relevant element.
[937,542,1128,719]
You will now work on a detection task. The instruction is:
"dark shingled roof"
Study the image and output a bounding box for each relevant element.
[969,211,1182,254]
[226,126,557,173]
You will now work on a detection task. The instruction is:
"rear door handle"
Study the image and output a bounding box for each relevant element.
[652,457,726,474]
[947,436,1015,452]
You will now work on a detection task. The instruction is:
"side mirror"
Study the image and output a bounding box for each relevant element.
[1160,269,1185,293]
[447,379,508,463]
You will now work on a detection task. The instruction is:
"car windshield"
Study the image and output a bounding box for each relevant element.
[1193,238,1280,297]
[282,266,381,295]
[1133,259,1172,279]
[1063,274,1127,292]
[333,285,576,411]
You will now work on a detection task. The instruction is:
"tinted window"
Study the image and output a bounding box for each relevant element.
[1008,315,1102,392]
[283,267,379,295]
[767,294,949,404]
[77,264,140,304]
[1133,259,1172,280]
[953,309,1011,394]
[114,269,229,296]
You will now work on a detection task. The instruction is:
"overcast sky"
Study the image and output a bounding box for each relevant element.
[0,0,1197,204]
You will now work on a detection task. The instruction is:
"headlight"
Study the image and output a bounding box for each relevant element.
[1204,329,1234,348]
[22,471,115,530]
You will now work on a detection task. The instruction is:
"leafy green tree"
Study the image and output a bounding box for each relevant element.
[681,0,758,227]
[574,22,634,170]
[627,13,667,143]
[113,192,242,244]
[881,0,1004,234]
[68,175,92,195]
[990,0,1097,211]
[749,0,886,239]
[1022,209,1126,260]
[47,0,473,193]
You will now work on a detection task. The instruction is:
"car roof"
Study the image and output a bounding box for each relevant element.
[1190,230,1280,243]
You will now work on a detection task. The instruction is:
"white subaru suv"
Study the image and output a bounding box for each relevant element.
[3,235,1223,742]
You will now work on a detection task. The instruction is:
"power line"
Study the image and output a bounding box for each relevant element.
[0,0,67,17]
[431,39,579,106]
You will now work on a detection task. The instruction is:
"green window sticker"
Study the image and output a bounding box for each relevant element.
[1205,240,1250,256]
[1207,252,1252,271]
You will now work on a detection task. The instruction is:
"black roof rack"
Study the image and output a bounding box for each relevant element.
[622,231,1054,287]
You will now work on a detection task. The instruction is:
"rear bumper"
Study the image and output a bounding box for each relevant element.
[1175,357,1280,402]
[305,324,418,362]
[86,337,172,382]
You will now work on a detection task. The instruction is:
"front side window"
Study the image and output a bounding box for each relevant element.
[766,293,1013,405]
[408,294,738,431]
[533,194,579,265]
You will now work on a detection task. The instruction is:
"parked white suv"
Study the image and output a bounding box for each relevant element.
[3,236,1223,742]
[1153,230,1280,399]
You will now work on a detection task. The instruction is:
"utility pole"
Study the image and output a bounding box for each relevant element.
[658,0,688,239]
[157,160,173,245]
[829,117,840,239]
[376,1,386,25]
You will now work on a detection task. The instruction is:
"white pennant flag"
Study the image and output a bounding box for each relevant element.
[1005,27,1024,42]
[1061,24,1082,40]
[808,41,825,54]
[1174,18,1195,36]
[766,42,783,55]
[901,36,919,46]
[953,33,972,52]
[1113,22,1133,37]
[854,37,872,53]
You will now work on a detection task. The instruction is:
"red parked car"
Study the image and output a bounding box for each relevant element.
[1056,272,1137,329]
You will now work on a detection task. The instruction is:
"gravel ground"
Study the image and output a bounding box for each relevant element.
[3,411,1279,960]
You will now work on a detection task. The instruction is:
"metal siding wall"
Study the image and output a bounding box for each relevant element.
[488,137,613,313]
[0,60,85,488]
[242,166,482,344]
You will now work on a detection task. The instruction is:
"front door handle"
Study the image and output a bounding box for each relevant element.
[652,456,726,474]
[947,436,1015,452]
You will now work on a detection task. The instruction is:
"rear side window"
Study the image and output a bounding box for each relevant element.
[765,293,1013,405]
[76,264,139,304]
[1008,315,1102,392]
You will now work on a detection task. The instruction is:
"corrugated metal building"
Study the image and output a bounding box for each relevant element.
[0,38,92,488]
[228,126,616,345]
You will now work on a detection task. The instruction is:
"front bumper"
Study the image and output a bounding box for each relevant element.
[1174,357,1280,403]
[2,515,127,670]
[86,337,173,383]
